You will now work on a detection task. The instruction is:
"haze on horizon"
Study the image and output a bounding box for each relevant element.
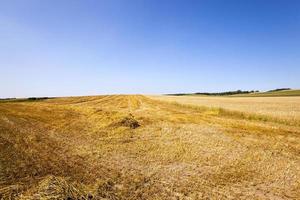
[0,0,299,98]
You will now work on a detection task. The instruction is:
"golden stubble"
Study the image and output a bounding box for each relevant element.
[0,95,299,199]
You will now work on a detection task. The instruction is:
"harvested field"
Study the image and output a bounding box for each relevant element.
[0,95,299,199]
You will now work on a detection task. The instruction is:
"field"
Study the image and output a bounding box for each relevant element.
[151,95,300,125]
[168,89,300,97]
[231,89,300,97]
[0,95,299,199]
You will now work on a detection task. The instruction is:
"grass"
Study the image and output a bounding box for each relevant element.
[0,95,299,199]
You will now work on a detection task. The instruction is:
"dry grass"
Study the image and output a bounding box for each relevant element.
[0,95,299,199]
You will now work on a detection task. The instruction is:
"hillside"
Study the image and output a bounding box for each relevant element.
[0,95,299,199]
[167,89,300,97]
[232,89,300,97]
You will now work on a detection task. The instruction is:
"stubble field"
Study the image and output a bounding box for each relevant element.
[0,95,299,199]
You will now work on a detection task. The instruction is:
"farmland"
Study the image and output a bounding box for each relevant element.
[151,95,300,125]
[232,89,300,97]
[0,95,299,199]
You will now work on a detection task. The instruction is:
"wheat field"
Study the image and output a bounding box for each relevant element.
[0,95,299,199]
[151,95,300,125]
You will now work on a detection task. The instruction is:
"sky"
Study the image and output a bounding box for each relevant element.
[0,0,300,97]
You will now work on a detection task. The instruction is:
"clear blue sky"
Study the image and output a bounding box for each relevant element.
[0,0,299,97]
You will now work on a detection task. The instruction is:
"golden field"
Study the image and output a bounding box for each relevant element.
[0,95,299,199]
[151,95,300,126]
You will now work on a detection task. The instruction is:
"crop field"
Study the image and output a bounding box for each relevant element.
[232,89,300,97]
[151,95,300,125]
[0,95,299,199]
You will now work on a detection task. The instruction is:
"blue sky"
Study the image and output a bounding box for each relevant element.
[0,0,299,97]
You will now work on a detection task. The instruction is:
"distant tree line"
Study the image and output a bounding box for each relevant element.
[0,97,53,102]
[27,97,51,100]
[168,90,259,96]
[0,98,17,101]
[267,88,291,92]
[194,90,260,96]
